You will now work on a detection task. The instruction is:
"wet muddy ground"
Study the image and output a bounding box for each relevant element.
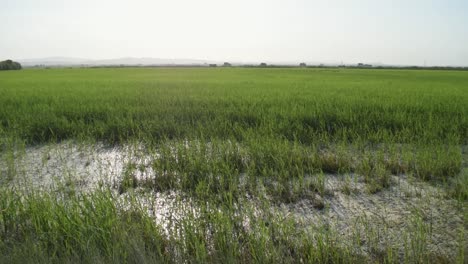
[1,142,466,261]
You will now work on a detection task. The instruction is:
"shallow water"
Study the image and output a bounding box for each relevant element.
[0,142,156,189]
[0,142,465,261]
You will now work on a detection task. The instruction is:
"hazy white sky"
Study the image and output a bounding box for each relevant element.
[1,0,467,66]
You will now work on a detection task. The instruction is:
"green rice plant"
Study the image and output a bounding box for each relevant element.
[404,210,431,263]
[118,162,138,194]
[0,186,169,263]
[450,168,468,202]
[0,67,466,263]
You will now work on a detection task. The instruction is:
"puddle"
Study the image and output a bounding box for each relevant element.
[0,142,156,190]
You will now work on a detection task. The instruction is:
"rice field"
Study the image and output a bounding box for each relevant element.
[0,67,467,263]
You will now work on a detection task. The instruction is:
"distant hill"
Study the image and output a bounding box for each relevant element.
[18,57,457,69]
[18,57,220,67]
[18,57,88,66]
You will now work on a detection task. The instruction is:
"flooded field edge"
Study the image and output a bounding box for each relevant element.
[1,141,466,262]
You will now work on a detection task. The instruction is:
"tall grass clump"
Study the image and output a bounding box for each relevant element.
[0,187,169,263]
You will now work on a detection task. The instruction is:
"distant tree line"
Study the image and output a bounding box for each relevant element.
[0,60,22,70]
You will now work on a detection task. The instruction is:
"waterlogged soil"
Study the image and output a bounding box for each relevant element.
[283,174,466,261]
[0,142,156,189]
[1,142,466,261]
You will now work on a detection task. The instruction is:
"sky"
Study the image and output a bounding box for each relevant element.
[1,0,468,66]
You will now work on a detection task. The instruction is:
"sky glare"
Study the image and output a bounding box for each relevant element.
[1,0,467,66]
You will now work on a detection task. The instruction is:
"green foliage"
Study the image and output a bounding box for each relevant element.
[0,68,466,263]
[0,188,169,263]
[0,60,22,70]
[450,168,468,201]
[0,67,465,183]
[0,68,466,146]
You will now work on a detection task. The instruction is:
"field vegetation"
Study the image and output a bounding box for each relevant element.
[0,68,467,263]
